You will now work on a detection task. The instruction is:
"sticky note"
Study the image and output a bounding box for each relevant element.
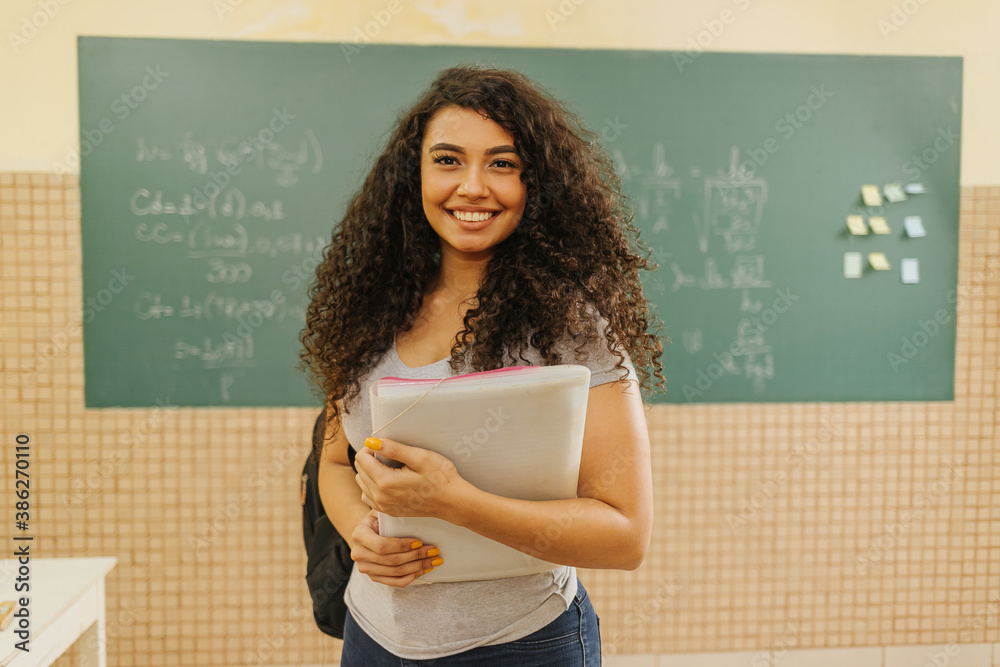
[868,252,891,270]
[846,215,869,235]
[904,183,926,194]
[844,252,863,278]
[861,184,883,206]
[904,216,926,238]
[868,216,891,234]
[883,183,907,203]
[901,258,919,284]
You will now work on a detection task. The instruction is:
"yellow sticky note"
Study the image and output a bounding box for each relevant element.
[868,252,891,270]
[868,216,891,234]
[861,184,883,207]
[846,215,868,235]
[883,183,907,203]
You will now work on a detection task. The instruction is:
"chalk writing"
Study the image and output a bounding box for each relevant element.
[134,292,290,322]
[135,127,323,187]
[175,335,256,369]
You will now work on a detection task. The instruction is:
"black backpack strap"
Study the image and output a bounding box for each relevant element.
[347,440,358,473]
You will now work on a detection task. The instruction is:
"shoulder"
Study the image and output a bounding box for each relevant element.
[523,300,638,388]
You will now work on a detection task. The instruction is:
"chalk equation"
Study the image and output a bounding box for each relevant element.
[135,219,326,260]
[663,254,770,293]
[130,187,285,222]
[135,290,290,322]
[115,121,331,390]
[701,147,768,254]
[626,144,777,396]
[174,336,257,369]
[135,125,323,188]
[175,334,255,370]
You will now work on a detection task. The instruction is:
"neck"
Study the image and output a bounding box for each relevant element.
[431,243,491,301]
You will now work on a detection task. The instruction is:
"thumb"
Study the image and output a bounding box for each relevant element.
[364,436,418,469]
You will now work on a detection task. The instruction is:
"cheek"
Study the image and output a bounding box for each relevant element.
[421,175,449,206]
[495,179,525,210]
[508,185,527,213]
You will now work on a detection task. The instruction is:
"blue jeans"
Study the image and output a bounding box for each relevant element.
[341,579,602,666]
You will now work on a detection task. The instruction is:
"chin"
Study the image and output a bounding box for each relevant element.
[446,241,497,256]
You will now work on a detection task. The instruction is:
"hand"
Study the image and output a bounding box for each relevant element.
[350,509,443,587]
[354,436,470,520]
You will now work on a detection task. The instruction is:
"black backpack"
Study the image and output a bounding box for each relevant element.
[301,407,358,639]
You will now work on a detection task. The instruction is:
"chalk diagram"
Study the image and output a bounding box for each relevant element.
[629,145,776,396]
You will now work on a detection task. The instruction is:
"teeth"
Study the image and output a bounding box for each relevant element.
[451,210,496,222]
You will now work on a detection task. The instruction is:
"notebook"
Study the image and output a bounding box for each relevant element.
[369,364,591,583]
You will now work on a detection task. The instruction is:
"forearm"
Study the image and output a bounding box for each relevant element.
[318,460,371,550]
[447,485,647,570]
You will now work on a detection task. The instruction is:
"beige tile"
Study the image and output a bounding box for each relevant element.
[885,643,993,667]
[658,651,769,667]
[604,654,657,667]
[775,646,882,667]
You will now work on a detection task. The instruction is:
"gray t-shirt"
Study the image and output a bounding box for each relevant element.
[340,313,638,660]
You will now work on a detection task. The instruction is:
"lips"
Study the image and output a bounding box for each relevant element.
[447,209,499,230]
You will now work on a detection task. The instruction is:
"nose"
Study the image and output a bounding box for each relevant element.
[457,167,489,199]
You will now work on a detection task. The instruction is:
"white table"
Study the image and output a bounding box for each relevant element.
[0,557,117,667]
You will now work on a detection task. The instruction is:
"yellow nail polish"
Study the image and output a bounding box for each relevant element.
[423,568,433,574]
[431,557,444,567]
[410,540,423,549]
[426,548,440,557]
[365,437,382,450]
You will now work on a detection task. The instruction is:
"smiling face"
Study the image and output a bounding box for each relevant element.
[420,105,527,259]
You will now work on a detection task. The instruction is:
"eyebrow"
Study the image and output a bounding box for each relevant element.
[427,142,519,156]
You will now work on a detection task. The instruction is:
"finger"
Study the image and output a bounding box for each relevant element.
[356,445,391,471]
[355,471,371,495]
[362,543,438,567]
[360,491,377,511]
[353,511,380,539]
[355,530,434,559]
[364,569,427,588]
[355,475,375,509]
[365,437,420,469]
[353,548,442,580]
[354,553,437,578]
[355,462,376,490]
[354,447,376,473]
[355,461,388,502]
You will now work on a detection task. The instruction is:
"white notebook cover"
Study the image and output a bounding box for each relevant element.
[369,364,591,583]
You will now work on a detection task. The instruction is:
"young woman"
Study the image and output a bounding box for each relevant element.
[300,65,665,665]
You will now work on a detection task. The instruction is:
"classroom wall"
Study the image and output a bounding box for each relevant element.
[1,1,998,666]
[3,0,1000,184]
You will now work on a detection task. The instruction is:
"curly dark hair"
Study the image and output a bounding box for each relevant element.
[299,64,666,462]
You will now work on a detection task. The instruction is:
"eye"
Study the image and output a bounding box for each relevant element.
[493,158,519,169]
[431,154,458,166]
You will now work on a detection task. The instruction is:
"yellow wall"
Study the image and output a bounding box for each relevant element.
[2,2,999,666]
[3,0,999,183]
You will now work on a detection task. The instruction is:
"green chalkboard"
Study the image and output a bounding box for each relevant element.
[78,37,961,406]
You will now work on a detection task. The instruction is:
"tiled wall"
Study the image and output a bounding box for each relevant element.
[610,644,1000,666]
[1,173,997,665]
